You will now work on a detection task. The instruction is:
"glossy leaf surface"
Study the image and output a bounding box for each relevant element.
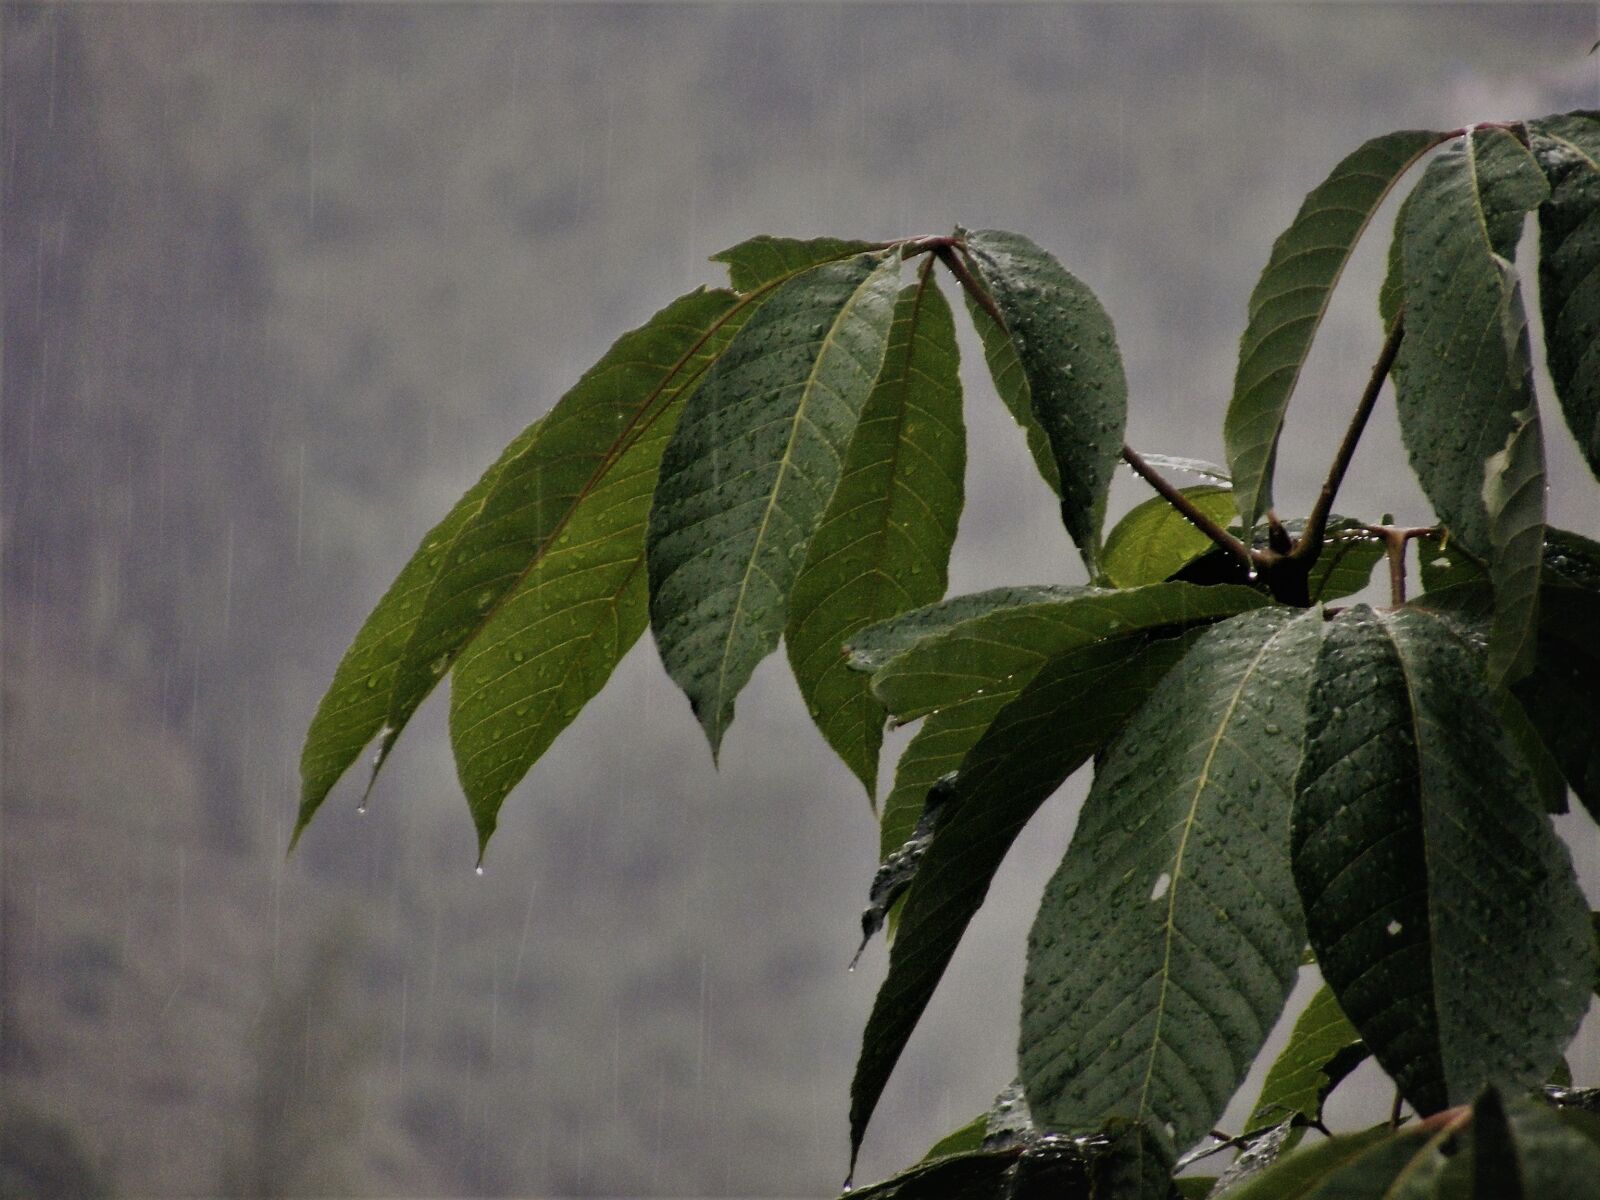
[710,234,879,293]
[648,252,901,755]
[785,269,964,795]
[1022,607,1324,1155]
[964,229,1127,569]
[1529,113,1600,481]
[1227,128,1441,530]
[1100,485,1237,589]
[1292,607,1592,1115]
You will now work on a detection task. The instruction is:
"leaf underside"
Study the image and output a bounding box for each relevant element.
[1247,983,1366,1132]
[785,268,965,796]
[1291,606,1592,1116]
[1226,128,1442,531]
[647,252,901,756]
[1021,607,1325,1156]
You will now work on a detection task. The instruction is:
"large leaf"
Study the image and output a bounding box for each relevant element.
[851,587,1270,1164]
[1480,405,1545,684]
[1022,607,1325,1156]
[1528,112,1600,480]
[1391,129,1547,558]
[1470,1092,1600,1200]
[647,252,901,755]
[868,583,1268,858]
[299,286,742,836]
[960,287,1062,496]
[710,234,881,293]
[1247,984,1367,1132]
[845,585,1077,676]
[1227,129,1442,530]
[785,267,964,796]
[1291,606,1593,1116]
[962,229,1127,570]
[1224,1121,1452,1200]
[1100,485,1237,589]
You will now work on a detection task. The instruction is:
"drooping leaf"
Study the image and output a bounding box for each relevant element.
[1291,606,1593,1116]
[1021,607,1325,1156]
[299,287,746,838]
[961,284,1062,496]
[869,583,1269,858]
[1247,984,1367,1132]
[648,252,901,755]
[710,234,881,293]
[296,416,544,840]
[1528,112,1600,481]
[1391,128,1547,561]
[1100,485,1238,589]
[1227,129,1443,531]
[962,229,1128,570]
[1489,686,1569,815]
[1480,403,1546,689]
[845,585,1078,676]
[785,267,964,796]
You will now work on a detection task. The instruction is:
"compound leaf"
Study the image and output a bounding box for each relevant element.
[1022,607,1325,1156]
[785,267,964,796]
[648,252,901,756]
[963,229,1127,570]
[1291,607,1593,1116]
[1227,129,1442,531]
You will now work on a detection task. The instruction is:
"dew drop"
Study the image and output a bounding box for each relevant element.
[1149,872,1172,901]
[1387,919,1402,936]
[475,865,486,877]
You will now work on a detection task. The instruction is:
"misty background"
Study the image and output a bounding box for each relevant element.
[3,3,1598,1196]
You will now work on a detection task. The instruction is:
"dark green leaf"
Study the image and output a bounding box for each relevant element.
[1227,129,1442,531]
[1480,404,1545,689]
[1528,113,1600,481]
[1291,607,1593,1115]
[1247,984,1367,1131]
[710,234,880,293]
[853,602,1257,1164]
[648,252,901,755]
[1022,607,1325,1155]
[1101,486,1238,589]
[1489,686,1568,814]
[845,586,1077,676]
[922,1114,992,1163]
[1472,1092,1600,1200]
[1391,128,1547,561]
[1172,519,1384,604]
[1472,1089,1522,1200]
[785,268,964,795]
[963,229,1128,570]
[296,415,544,841]
[845,1145,1024,1200]
[1210,1120,1297,1195]
[961,283,1062,496]
[869,584,1269,859]
[1225,1122,1449,1200]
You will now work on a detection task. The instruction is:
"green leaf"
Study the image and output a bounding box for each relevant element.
[1172,519,1385,604]
[1471,1092,1600,1200]
[710,234,881,293]
[1225,1123,1446,1200]
[961,285,1062,497]
[1134,454,1232,485]
[1227,129,1442,531]
[785,267,965,796]
[298,287,754,841]
[1248,984,1367,1131]
[648,252,902,756]
[921,1113,991,1163]
[1101,486,1238,588]
[869,584,1269,859]
[1391,128,1548,562]
[1291,606,1593,1116]
[963,229,1128,570]
[1022,607,1325,1155]
[296,415,544,841]
[1528,113,1600,481]
[845,585,1077,676]
[1480,404,1546,691]
[851,587,1271,1162]
[1490,686,1569,815]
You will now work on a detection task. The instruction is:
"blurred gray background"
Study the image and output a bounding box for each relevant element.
[3,3,1598,1196]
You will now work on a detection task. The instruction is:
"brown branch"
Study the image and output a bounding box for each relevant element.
[932,243,1006,329]
[1292,314,1406,564]
[1123,446,1259,571]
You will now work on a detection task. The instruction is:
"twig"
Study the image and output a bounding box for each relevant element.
[1123,445,1258,571]
[1292,315,1406,565]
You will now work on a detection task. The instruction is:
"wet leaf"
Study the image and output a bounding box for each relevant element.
[1227,128,1442,531]
[1291,607,1593,1116]
[960,283,1061,497]
[963,229,1127,570]
[1480,403,1546,689]
[786,268,964,796]
[1101,485,1238,589]
[1247,984,1367,1132]
[1470,1090,1600,1200]
[1528,112,1600,482]
[1223,1122,1448,1200]
[1210,1120,1297,1196]
[844,585,1078,676]
[648,252,901,756]
[1131,454,1232,486]
[710,234,880,293]
[1022,607,1325,1156]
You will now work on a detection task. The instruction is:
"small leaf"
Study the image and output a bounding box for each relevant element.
[1528,113,1600,481]
[1022,607,1325,1156]
[648,252,901,756]
[963,229,1128,570]
[1247,984,1367,1131]
[920,1113,991,1163]
[1227,128,1443,530]
[1392,128,1548,561]
[1291,607,1593,1115]
[710,234,880,293]
[1101,485,1237,588]
[785,268,965,796]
